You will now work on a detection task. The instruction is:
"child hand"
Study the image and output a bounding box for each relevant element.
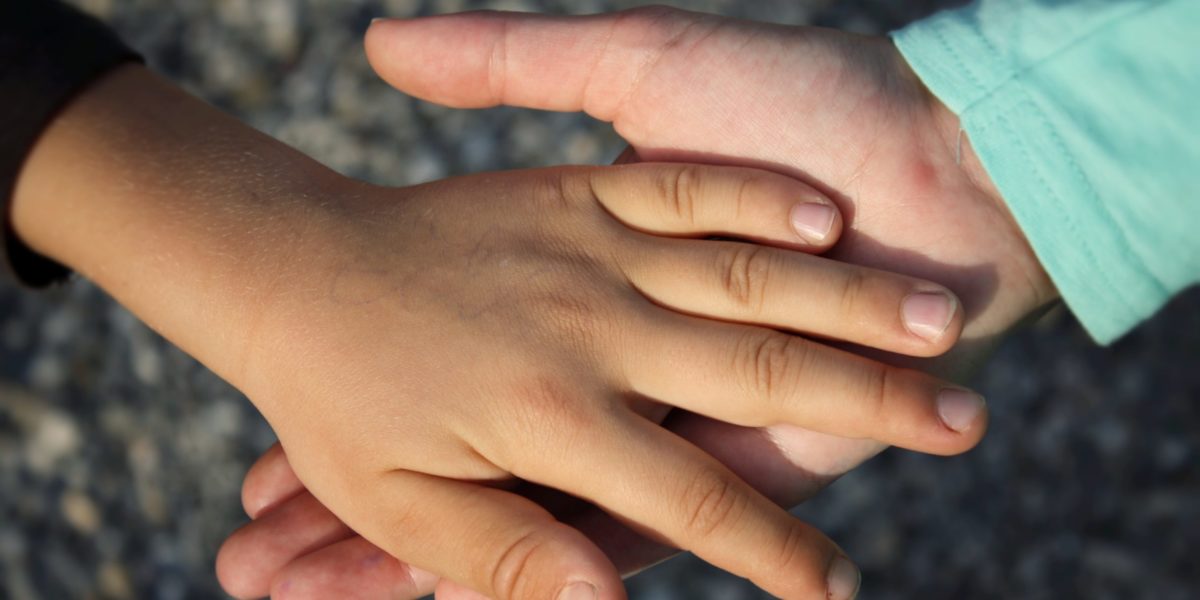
[218,162,980,600]
[13,65,980,600]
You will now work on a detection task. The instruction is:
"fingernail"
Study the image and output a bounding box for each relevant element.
[826,556,861,600]
[937,389,985,433]
[790,202,836,243]
[557,581,598,600]
[901,291,956,342]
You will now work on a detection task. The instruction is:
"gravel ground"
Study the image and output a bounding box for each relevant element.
[2,1,1197,599]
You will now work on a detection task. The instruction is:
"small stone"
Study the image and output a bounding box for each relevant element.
[98,561,133,600]
[74,0,115,18]
[28,353,66,390]
[131,340,163,386]
[25,410,81,475]
[127,436,160,475]
[0,528,26,559]
[564,130,602,164]
[60,490,102,535]
[202,399,243,439]
[138,483,168,525]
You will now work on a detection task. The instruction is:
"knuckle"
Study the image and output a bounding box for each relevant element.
[731,175,753,224]
[680,469,747,539]
[836,269,872,318]
[717,245,774,314]
[535,285,615,356]
[486,15,509,103]
[537,169,591,212]
[861,363,896,426]
[735,332,805,410]
[773,522,820,581]
[491,529,551,600]
[494,378,601,474]
[622,4,687,26]
[515,377,586,429]
[660,165,701,227]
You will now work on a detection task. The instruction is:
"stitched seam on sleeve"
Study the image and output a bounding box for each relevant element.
[930,20,985,103]
[1039,113,1170,294]
[958,0,1166,116]
[973,94,1136,317]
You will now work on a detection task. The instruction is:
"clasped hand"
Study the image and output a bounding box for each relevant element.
[206,5,1064,600]
[225,158,981,600]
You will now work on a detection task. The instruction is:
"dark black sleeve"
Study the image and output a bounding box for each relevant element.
[1,0,142,287]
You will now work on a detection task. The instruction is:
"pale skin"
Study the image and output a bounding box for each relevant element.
[215,7,1061,600]
[12,44,987,600]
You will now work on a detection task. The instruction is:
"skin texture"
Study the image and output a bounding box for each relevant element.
[10,62,987,599]
[217,7,1061,599]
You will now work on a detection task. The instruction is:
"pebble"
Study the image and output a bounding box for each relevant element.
[60,491,103,535]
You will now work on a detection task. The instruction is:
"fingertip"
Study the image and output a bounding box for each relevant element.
[826,555,863,600]
[899,288,964,356]
[904,386,989,457]
[271,537,441,600]
[789,200,840,248]
[363,17,407,85]
[502,523,626,600]
[750,172,842,251]
[242,443,303,519]
[363,12,504,108]
[936,388,988,447]
[215,523,267,599]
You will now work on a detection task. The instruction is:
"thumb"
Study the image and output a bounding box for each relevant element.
[364,7,707,122]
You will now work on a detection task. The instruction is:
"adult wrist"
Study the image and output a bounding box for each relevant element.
[915,58,1060,314]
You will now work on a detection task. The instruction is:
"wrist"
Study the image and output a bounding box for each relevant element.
[918,66,1060,313]
[11,63,357,382]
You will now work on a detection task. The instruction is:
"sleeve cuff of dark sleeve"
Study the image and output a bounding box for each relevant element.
[1,1,143,288]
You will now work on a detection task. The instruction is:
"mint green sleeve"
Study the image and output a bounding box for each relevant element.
[891,0,1200,344]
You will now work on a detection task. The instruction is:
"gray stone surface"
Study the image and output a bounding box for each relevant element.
[1,1,1197,598]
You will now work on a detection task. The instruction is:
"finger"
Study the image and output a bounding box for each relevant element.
[435,580,495,600]
[505,413,859,600]
[624,311,987,455]
[242,442,305,518]
[665,412,885,507]
[625,237,964,355]
[365,8,705,120]
[217,492,355,599]
[335,472,624,600]
[270,536,440,600]
[586,162,841,249]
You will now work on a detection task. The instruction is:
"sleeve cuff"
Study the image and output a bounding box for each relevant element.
[0,1,142,288]
[893,3,1178,344]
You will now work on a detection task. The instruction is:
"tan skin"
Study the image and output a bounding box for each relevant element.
[13,52,987,600]
[215,7,1059,600]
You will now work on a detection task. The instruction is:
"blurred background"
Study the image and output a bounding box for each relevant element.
[1,0,1197,598]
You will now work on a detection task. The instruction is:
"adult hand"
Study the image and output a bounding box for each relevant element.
[219,7,1056,598]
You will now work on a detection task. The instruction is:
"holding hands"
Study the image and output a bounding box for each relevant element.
[12,40,989,598]
[214,7,1048,600]
[14,1,1192,598]
[226,157,980,599]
